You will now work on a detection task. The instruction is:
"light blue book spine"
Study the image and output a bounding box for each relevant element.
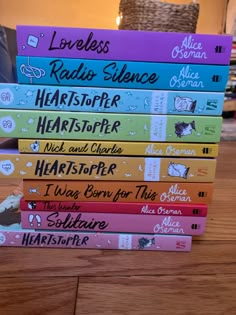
[16,56,229,92]
[0,83,224,115]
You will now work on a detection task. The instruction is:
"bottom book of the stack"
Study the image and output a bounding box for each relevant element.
[0,192,192,252]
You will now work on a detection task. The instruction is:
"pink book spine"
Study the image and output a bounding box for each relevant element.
[20,198,208,217]
[21,211,206,235]
[0,230,192,251]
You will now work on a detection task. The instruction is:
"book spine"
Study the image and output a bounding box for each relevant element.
[16,25,232,65]
[0,83,225,115]
[0,152,217,182]
[18,139,219,157]
[0,229,192,251]
[20,198,208,217]
[21,211,206,235]
[16,56,229,92]
[0,109,223,142]
[23,180,214,203]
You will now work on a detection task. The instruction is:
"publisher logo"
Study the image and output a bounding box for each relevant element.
[0,160,15,176]
[0,89,14,105]
[0,116,16,133]
[176,241,186,249]
[0,233,6,245]
[215,46,225,53]
[212,75,222,82]
[198,191,207,197]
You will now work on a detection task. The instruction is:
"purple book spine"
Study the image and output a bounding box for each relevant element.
[0,230,192,251]
[21,211,206,235]
[16,25,232,65]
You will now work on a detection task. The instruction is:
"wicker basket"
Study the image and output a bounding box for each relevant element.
[118,0,200,33]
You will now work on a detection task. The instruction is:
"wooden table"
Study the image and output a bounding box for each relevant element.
[224,99,236,112]
[0,141,236,315]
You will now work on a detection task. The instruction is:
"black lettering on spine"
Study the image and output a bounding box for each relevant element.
[49,30,110,54]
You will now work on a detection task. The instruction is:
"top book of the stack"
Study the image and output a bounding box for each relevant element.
[16,25,232,65]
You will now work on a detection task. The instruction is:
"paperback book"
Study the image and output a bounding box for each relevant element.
[0,150,217,182]
[0,83,225,115]
[21,210,207,235]
[0,110,223,142]
[20,198,208,217]
[0,229,192,251]
[16,56,229,91]
[23,180,214,203]
[18,139,219,157]
[16,25,232,65]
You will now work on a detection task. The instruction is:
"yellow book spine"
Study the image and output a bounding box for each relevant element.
[18,139,219,157]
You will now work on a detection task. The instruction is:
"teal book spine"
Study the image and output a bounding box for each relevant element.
[0,109,222,143]
[0,83,224,115]
[16,56,229,92]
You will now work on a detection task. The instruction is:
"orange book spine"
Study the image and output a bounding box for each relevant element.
[0,152,216,182]
[23,180,214,204]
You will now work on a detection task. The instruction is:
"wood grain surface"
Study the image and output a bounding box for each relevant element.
[77,275,236,315]
[0,141,236,314]
[0,277,77,315]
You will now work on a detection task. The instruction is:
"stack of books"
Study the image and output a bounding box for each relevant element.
[230,36,236,61]
[0,25,232,251]
[225,38,236,104]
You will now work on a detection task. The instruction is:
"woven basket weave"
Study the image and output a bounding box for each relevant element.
[118,0,200,33]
